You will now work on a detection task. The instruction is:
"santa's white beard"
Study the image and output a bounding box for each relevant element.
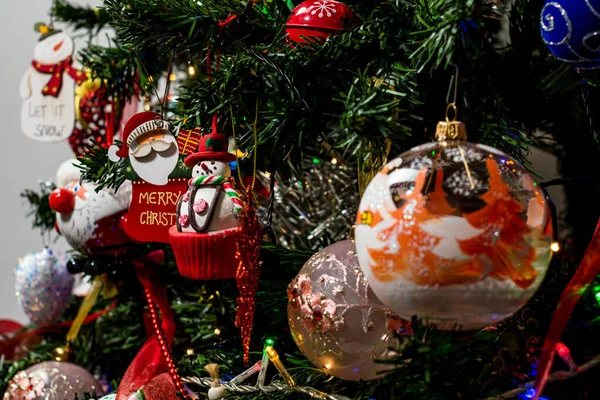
[58,195,103,250]
[129,144,179,186]
[57,189,128,251]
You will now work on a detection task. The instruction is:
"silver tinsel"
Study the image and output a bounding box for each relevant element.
[257,156,359,249]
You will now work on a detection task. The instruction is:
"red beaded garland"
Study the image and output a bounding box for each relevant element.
[144,289,190,400]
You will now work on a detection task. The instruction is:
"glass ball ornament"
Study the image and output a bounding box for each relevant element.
[354,141,554,330]
[540,0,600,69]
[15,249,74,327]
[287,240,409,381]
[285,0,355,45]
[3,361,103,400]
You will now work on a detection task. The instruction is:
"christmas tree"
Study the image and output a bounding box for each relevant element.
[4,1,600,400]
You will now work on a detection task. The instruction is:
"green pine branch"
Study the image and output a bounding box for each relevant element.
[53,0,111,32]
[20,186,56,232]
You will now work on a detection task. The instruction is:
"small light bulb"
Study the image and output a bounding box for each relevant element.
[324,362,332,370]
[550,242,560,252]
[186,348,195,356]
[169,73,177,81]
[330,158,338,165]
[555,342,569,358]
[188,65,196,76]
[214,328,221,335]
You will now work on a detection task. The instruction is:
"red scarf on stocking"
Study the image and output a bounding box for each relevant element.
[32,56,87,97]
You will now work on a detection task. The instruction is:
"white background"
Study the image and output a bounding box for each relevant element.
[0,0,565,323]
[0,0,103,323]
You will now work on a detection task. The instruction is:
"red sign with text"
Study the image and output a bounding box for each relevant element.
[124,178,188,243]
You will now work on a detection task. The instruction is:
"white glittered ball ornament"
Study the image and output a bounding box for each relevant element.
[287,240,407,381]
[3,361,103,400]
[354,141,554,330]
[15,249,74,327]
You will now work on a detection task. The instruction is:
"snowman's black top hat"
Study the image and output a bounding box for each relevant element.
[34,22,61,41]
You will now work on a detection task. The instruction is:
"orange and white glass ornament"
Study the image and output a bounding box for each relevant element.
[354,115,554,330]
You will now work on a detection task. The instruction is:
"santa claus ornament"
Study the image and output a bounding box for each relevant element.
[354,106,554,330]
[286,0,355,44]
[169,123,243,280]
[108,112,192,243]
[49,159,132,256]
[20,23,86,142]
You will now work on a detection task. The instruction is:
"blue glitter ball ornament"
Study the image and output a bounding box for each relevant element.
[541,0,600,69]
[15,249,74,327]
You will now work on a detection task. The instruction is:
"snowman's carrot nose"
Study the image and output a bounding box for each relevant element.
[53,40,64,52]
[201,163,209,171]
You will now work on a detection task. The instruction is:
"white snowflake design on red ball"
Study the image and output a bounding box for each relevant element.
[307,0,337,18]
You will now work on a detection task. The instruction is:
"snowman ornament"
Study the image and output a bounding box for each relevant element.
[169,129,244,280]
[19,24,86,142]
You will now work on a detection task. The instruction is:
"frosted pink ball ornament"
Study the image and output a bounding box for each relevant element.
[3,361,103,400]
[287,240,408,381]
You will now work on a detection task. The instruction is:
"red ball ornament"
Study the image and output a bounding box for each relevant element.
[49,188,76,215]
[286,0,355,44]
[70,86,113,157]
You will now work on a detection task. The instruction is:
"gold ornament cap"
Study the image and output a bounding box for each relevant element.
[52,344,72,362]
[435,103,467,141]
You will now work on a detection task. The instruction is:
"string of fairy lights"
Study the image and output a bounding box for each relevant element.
[183,339,351,400]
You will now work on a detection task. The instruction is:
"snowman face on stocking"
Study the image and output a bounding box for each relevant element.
[192,161,231,178]
[34,32,74,64]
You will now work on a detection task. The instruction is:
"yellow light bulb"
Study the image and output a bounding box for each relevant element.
[186,348,195,356]
[169,73,177,81]
[330,157,338,165]
[550,242,560,252]
[188,65,196,76]
[214,328,221,335]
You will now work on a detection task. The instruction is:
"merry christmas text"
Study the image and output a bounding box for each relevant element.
[138,191,182,206]
[139,211,177,226]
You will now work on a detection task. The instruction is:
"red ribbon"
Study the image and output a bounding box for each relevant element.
[117,250,176,400]
[207,14,238,81]
[0,303,116,360]
[533,218,600,399]
[32,56,87,97]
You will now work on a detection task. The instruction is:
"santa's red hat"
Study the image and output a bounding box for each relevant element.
[184,116,235,166]
[108,112,172,161]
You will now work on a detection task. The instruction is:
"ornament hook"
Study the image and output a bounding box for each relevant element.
[435,65,467,141]
[445,103,458,122]
[445,64,459,106]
